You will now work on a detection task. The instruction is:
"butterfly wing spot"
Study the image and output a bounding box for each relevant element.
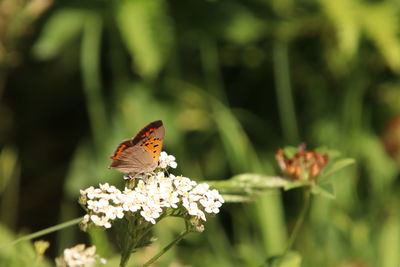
[141,137,163,163]
[141,128,157,138]
[111,144,127,159]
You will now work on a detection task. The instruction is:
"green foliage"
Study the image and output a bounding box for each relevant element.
[117,0,174,80]
[1,0,400,266]
[0,225,52,267]
[32,9,87,60]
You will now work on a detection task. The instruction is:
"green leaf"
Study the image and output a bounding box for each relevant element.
[361,3,400,73]
[218,194,254,202]
[88,228,115,258]
[267,251,302,267]
[320,0,360,59]
[319,158,355,180]
[0,223,52,267]
[116,0,174,79]
[207,173,288,192]
[311,183,335,199]
[0,146,18,193]
[212,99,263,173]
[378,210,400,267]
[231,173,289,188]
[205,174,289,202]
[32,9,87,60]
[222,4,266,45]
[281,146,299,158]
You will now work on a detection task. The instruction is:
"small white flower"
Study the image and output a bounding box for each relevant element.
[122,189,141,212]
[82,214,90,224]
[80,215,90,231]
[183,200,206,221]
[200,198,222,214]
[99,183,110,191]
[140,204,162,224]
[162,191,180,208]
[174,176,196,195]
[103,205,122,220]
[90,215,111,228]
[191,183,210,195]
[56,244,106,267]
[158,151,178,169]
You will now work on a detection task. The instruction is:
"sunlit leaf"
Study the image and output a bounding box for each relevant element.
[378,209,400,267]
[320,0,360,59]
[0,146,18,193]
[116,0,174,79]
[281,146,298,158]
[266,251,302,267]
[222,3,266,45]
[205,173,288,202]
[231,173,288,188]
[361,3,400,73]
[212,99,263,173]
[0,224,52,267]
[311,183,335,199]
[319,158,355,181]
[32,9,87,60]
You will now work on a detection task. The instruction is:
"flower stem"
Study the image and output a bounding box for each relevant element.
[1,217,82,248]
[141,230,190,267]
[287,188,311,251]
[119,237,135,267]
[275,187,311,265]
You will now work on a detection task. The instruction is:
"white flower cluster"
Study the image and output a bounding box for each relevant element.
[80,153,224,229]
[56,244,106,267]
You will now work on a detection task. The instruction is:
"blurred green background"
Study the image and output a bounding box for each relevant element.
[1,0,400,266]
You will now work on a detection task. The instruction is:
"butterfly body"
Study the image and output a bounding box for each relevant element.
[109,120,165,174]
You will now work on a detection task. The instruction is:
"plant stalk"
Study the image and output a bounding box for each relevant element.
[286,188,311,252]
[141,230,190,267]
[273,187,311,266]
[2,217,82,248]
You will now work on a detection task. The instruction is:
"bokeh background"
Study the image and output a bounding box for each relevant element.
[1,0,400,266]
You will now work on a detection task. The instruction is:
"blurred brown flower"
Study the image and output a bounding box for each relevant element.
[382,116,400,165]
[276,144,329,181]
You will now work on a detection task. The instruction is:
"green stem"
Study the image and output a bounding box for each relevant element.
[285,188,311,252]
[119,237,135,267]
[1,217,82,248]
[81,13,107,150]
[119,219,158,267]
[273,188,310,266]
[200,38,226,102]
[273,39,299,144]
[141,230,190,267]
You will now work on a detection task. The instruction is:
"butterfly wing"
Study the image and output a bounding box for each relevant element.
[109,120,165,174]
[109,145,156,173]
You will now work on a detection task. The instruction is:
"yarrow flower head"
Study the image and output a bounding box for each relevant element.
[79,152,224,230]
[55,244,106,267]
[78,151,224,267]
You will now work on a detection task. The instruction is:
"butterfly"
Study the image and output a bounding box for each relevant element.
[109,120,165,174]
